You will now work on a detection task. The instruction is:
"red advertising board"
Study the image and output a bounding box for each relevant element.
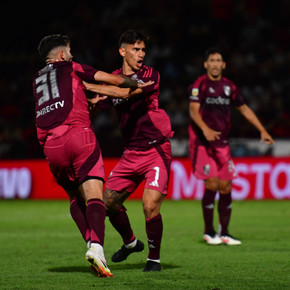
[0,157,289,200]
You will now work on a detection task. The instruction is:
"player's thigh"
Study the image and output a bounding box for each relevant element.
[144,141,172,195]
[69,128,105,182]
[191,145,218,179]
[214,146,237,180]
[44,135,70,168]
[142,188,165,219]
[80,178,104,201]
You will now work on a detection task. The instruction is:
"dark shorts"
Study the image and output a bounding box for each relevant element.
[106,140,172,195]
[43,126,104,191]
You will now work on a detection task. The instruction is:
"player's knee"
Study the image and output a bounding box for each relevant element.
[143,203,159,219]
[205,179,219,192]
[105,200,122,216]
[219,182,232,194]
[104,192,121,215]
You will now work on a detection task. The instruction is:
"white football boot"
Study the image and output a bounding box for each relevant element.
[85,243,113,277]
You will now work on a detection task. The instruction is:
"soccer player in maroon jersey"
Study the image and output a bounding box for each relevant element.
[83,30,174,271]
[188,47,274,245]
[32,34,145,277]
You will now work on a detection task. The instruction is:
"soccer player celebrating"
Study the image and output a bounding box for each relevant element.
[33,34,143,277]
[84,30,174,271]
[188,47,274,245]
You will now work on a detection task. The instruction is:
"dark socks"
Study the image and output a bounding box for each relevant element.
[146,214,163,260]
[109,206,135,245]
[86,199,106,245]
[202,189,217,234]
[70,197,90,243]
[218,193,232,235]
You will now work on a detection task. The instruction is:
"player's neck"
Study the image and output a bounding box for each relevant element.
[122,63,138,76]
[207,73,222,81]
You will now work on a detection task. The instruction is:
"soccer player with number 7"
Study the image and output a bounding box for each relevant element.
[32,34,149,277]
[83,30,174,272]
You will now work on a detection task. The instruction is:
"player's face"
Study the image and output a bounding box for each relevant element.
[204,53,225,80]
[120,41,146,73]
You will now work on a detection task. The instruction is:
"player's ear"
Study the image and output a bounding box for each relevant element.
[222,62,226,70]
[59,50,65,61]
[204,61,208,69]
[119,46,126,57]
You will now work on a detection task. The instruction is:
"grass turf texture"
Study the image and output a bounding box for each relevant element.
[0,200,289,290]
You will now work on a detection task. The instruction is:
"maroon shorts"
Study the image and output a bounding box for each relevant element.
[43,126,104,191]
[106,140,172,195]
[190,143,237,180]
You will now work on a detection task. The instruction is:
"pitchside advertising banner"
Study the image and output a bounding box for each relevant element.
[0,157,289,200]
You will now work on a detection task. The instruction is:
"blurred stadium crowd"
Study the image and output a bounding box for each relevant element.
[0,0,289,159]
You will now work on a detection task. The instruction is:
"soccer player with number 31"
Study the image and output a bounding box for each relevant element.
[32,34,149,277]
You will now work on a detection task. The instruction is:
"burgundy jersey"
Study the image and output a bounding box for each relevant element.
[32,61,97,145]
[188,74,245,147]
[110,65,173,150]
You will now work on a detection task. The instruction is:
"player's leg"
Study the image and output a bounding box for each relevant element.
[67,188,91,248]
[191,144,221,245]
[81,179,113,277]
[202,177,221,245]
[142,189,164,272]
[215,147,241,245]
[104,188,144,262]
[218,180,241,245]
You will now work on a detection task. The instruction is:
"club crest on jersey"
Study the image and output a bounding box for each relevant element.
[209,87,215,93]
[112,98,127,106]
[223,86,231,96]
[132,74,144,83]
[203,164,210,175]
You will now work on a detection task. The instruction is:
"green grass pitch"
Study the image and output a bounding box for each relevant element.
[0,199,289,289]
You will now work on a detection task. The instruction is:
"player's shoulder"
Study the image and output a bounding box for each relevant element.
[112,68,122,75]
[139,65,159,78]
[221,76,236,87]
[189,74,207,88]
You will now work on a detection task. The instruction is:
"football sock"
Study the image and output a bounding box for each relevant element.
[70,197,90,243]
[218,192,232,235]
[202,189,217,233]
[146,214,163,260]
[109,206,136,245]
[125,239,137,249]
[86,198,106,246]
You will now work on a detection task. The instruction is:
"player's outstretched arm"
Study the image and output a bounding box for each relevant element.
[94,71,138,89]
[189,102,221,142]
[236,104,275,144]
[83,81,153,102]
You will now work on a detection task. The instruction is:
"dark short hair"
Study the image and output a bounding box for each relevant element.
[119,29,149,48]
[204,47,225,61]
[37,34,70,61]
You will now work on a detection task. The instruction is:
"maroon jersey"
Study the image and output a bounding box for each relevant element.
[110,65,173,150]
[32,61,97,145]
[188,74,245,147]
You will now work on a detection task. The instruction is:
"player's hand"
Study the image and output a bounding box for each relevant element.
[83,81,96,91]
[260,131,275,145]
[137,80,154,88]
[87,94,107,105]
[203,127,222,142]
